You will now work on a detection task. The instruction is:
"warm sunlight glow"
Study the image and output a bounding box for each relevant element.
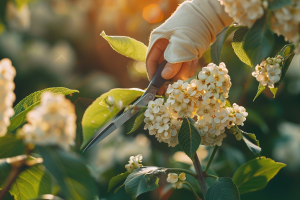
[142,4,164,24]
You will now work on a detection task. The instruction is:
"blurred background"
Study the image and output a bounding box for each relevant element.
[0,0,300,199]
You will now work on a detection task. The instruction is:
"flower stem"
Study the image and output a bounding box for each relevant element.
[182,181,202,200]
[0,159,26,199]
[206,174,218,179]
[166,168,197,178]
[204,145,218,173]
[193,153,207,196]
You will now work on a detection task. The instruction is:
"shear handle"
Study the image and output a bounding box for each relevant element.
[149,60,168,88]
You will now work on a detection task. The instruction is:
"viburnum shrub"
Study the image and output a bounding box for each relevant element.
[1,0,298,199]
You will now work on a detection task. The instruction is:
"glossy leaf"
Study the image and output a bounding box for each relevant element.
[0,157,52,200]
[124,167,166,199]
[205,177,240,200]
[81,88,144,148]
[211,25,239,64]
[7,87,79,134]
[253,84,266,101]
[234,126,261,156]
[10,160,52,200]
[277,44,295,57]
[0,136,26,159]
[270,87,278,98]
[274,52,295,88]
[127,108,146,134]
[178,117,201,161]
[269,0,292,10]
[232,27,252,67]
[101,31,148,63]
[233,157,286,194]
[244,13,274,67]
[108,171,130,192]
[37,146,97,200]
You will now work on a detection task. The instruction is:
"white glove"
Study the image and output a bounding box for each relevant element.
[147,0,233,63]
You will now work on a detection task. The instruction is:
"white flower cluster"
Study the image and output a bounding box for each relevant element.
[125,154,143,173]
[252,56,283,88]
[219,0,265,27]
[144,62,248,147]
[271,1,300,54]
[144,98,181,147]
[19,92,77,150]
[166,173,186,189]
[0,58,16,136]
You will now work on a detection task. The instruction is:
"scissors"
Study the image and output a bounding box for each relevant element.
[83,60,168,152]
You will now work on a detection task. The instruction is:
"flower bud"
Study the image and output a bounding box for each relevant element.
[107,96,115,105]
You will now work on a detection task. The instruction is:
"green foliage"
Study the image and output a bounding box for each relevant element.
[270,87,278,98]
[205,177,240,200]
[0,157,52,200]
[124,167,166,199]
[0,0,9,23]
[253,84,266,101]
[81,88,144,148]
[232,27,252,67]
[36,146,97,200]
[211,25,239,64]
[108,172,130,192]
[234,126,261,156]
[277,44,295,57]
[244,13,274,67]
[274,52,295,88]
[233,157,286,194]
[127,108,146,134]
[0,136,26,159]
[101,31,148,63]
[178,117,201,161]
[7,87,79,134]
[10,161,52,200]
[268,0,292,10]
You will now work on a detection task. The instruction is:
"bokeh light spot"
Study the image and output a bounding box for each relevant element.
[142,4,164,24]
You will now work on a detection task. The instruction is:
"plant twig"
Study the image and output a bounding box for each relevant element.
[193,153,207,196]
[204,145,219,173]
[166,168,197,178]
[206,174,218,179]
[183,181,202,200]
[0,159,26,199]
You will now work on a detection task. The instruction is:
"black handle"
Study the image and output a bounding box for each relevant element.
[149,60,168,88]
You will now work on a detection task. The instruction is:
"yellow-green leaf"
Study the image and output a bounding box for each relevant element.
[101,31,148,63]
[233,157,286,194]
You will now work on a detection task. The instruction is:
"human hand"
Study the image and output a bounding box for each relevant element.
[146,39,198,95]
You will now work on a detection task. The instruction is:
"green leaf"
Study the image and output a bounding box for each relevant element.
[232,157,286,194]
[274,52,295,88]
[124,167,166,199]
[7,87,79,134]
[269,0,292,10]
[36,146,97,200]
[244,13,275,66]
[101,31,148,63]
[0,136,26,159]
[235,127,261,156]
[0,156,52,200]
[108,172,130,192]
[277,44,295,57]
[225,99,231,108]
[232,27,252,67]
[270,87,278,98]
[81,88,144,148]
[0,0,9,23]
[127,108,146,134]
[10,160,52,200]
[205,177,240,200]
[178,117,201,161]
[253,84,266,101]
[211,25,239,64]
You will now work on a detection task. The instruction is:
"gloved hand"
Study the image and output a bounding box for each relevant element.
[146,0,233,94]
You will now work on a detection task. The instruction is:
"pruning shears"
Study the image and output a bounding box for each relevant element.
[83,60,168,152]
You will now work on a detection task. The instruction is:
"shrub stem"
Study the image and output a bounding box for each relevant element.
[193,153,207,196]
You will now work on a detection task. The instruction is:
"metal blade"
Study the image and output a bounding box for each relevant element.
[83,85,159,152]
